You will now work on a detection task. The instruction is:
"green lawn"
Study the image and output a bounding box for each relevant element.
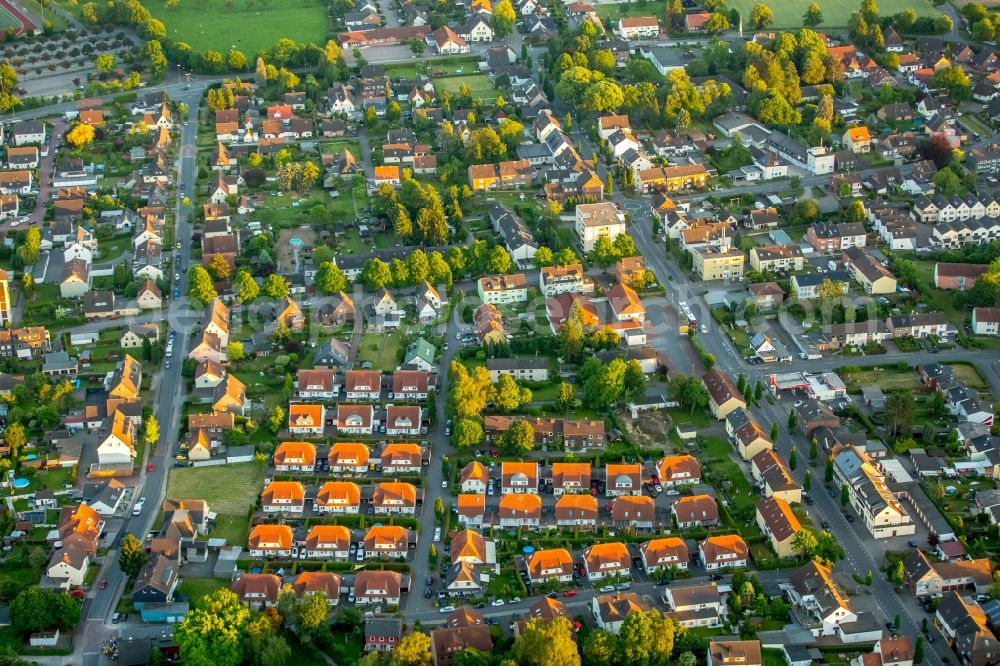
[358,331,405,372]
[839,366,920,393]
[595,0,661,19]
[728,0,940,27]
[142,0,327,56]
[433,75,497,102]
[165,462,264,515]
[178,577,228,603]
[209,514,252,546]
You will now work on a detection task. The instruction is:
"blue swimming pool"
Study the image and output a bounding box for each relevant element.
[12,478,29,488]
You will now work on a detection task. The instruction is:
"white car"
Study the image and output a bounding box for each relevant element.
[598,585,615,593]
[291,546,299,559]
[439,605,455,614]
[433,528,442,542]
[441,480,448,489]
[8,220,18,227]
[794,400,803,407]
[491,599,505,607]
[509,597,521,604]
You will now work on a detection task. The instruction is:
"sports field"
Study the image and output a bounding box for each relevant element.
[142,0,326,56]
[727,0,941,27]
[0,0,29,35]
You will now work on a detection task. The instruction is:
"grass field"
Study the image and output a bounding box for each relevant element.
[728,0,940,27]
[165,462,264,514]
[434,74,497,102]
[358,331,404,372]
[595,0,661,19]
[142,0,326,56]
[0,5,24,31]
[179,577,228,602]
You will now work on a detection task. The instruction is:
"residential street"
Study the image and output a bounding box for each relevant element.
[76,92,201,666]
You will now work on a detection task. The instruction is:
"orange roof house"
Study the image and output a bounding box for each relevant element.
[457,494,486,526]
[248,524,293,554]
[527,548,574,583]
[611,495,655,527]
[460,461,490,492]
[672,494,720,528]
[605,463,642,496]
[373,165,401,185]
[551,462,591,496]
[380,442,423,472]
[451,529,492,568]
[699,534,749,570]
[500,461,539,493]
[656,454,702,487]
[327,442,370,471]
[261,481,306,513]
[583,542,631,580]
[640,538,689,572]
[363,525,410,556]
[288,404,325,435]
[273,441,317,471]
[232,573,281,607]
[373,482,418,513]
[498,493,542,526]
[554,494,599,526]
[314,481,361,513]
[293,571,342,604]
[304,525,352,557]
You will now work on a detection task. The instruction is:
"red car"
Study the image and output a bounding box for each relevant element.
[146,463,154,472]
[562,589,577,598]
[98,579,107,590]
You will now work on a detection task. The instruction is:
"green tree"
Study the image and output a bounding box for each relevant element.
[914,636,925,664]
[825,458,834,482]
[361,258,391,290]
[145,415,160,448]
[791,528,818,558]
[533,246,554,268]
[841,483,849,506]
[227,342,245,362]
[451,417,484,449]
[885,392,915,436]
[268,405,285,434]
[493,0,516,36]
[770,422,779,441]
[584,357,626,409]
[556,382,576,413]
[749,2,774,28]
[94,53,115,72]
[235,270,259,304]
[174,589,251,666]
[511,617,581,666]
[932,65,972,103]
[262,274,290,299]
[119,533,148,577]
[491,373,531,413]
[391,631,432,666]
[788,409,798,430]
[804,469,812,492]
[187,266,218,305]
[789,448,798,470]
[501,419,535,453]
[582,631,616,666]
[315,262,347,294]
[623,359,645,398]
[803,2,823,26]
[590,235,619,270]
[10,587,81,637]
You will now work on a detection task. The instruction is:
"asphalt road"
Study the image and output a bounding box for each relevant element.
[77,94,201,666]
[627,191,964,663]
